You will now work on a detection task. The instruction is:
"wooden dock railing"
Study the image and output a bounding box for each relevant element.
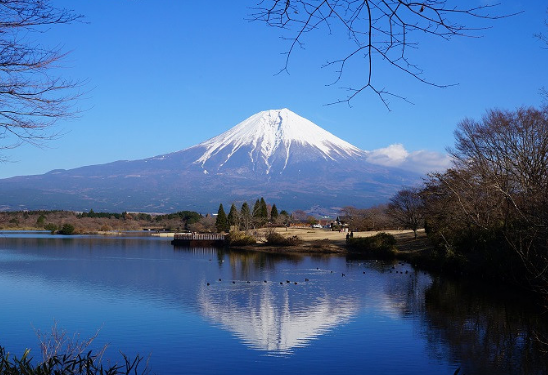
[173,233,226,241]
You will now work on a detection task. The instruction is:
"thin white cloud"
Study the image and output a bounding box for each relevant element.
[365,144,409,166]
[365,143,451,174]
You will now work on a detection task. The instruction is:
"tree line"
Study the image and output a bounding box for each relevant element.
[213,198,401,234]
[386,106,548,302]
[0,210,204,234]
[214,198,291,233]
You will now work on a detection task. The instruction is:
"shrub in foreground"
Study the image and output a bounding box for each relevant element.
[0,346,148,375]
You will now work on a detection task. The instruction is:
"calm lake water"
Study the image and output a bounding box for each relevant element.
[0,232,547,374]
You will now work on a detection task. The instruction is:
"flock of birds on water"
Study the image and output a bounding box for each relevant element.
[204,261,415,287]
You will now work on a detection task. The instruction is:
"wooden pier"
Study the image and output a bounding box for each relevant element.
[171,233,226,247]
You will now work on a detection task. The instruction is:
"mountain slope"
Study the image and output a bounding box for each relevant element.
[191,108,365,175]
[0,109,420,213]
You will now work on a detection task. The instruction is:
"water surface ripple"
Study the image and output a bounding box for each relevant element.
[0,233,546,374]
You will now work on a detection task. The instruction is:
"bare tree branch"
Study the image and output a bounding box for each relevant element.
[0,0,83,156]
[534,7,548,48]
[426,106,548,298]
[250,1,514,108]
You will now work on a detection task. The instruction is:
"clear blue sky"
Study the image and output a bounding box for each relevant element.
[1,1,546,178]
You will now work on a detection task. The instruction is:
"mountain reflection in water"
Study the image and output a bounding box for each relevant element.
[179,247,360,354]
[0,234,547,374]
[199,283,358,354]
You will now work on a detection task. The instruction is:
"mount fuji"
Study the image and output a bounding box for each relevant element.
[0,109,420,213]
[193,108,365,175]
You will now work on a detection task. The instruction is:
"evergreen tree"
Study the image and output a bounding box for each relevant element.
[215,204,229,233]
[252,199,261,219]
[270,204,279,222]
[260,197,268,219]
[252,197,268,227]
[227,203,239,229]
[240,202,251,231]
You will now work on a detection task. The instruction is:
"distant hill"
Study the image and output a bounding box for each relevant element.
[0,109,420,213]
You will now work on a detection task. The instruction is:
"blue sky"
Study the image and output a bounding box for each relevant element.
[1,1,546,178]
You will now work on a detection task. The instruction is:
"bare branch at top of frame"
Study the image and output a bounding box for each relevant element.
[250,1,517,109]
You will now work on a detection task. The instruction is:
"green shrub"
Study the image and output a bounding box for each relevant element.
[36,214,46,228]
[346,232,398,259]
[225,230,256,246]
[265,232,302,246]
[58,224,75,235]
[44,223,58,234]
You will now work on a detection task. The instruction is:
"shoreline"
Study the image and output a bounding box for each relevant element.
[229,228,424,255]
[0,227,428,256]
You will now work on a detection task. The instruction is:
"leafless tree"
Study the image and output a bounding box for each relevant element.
[291,209,308,222]
[251,1,510,108]
[536,7,548,47]
[0,0,82,159]
[449,107,548,296]
[421,107,548,300]
[340,206,369,231]
[387,187,424,238]
[340,204,392,231]
[536,8,548,102]
[188,215,216,233]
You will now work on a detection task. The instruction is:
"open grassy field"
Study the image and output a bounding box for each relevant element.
[270,227,416,243]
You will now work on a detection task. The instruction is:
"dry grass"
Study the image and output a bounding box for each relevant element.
[254,227,420,252]
[268,227,415,242]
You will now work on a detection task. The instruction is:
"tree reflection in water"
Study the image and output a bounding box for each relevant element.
[421,279,548,375]
[183,247,548,372]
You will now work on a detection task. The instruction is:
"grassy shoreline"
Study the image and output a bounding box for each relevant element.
[3,226,537,295]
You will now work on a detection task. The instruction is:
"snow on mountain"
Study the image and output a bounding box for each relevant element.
[192,109,366,174]
[0,108,423,212]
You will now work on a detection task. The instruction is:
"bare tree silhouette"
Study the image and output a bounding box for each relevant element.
[251,1,512,108]
[0,0,82,159]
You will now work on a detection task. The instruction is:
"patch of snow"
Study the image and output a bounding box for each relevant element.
[193,109,364,172]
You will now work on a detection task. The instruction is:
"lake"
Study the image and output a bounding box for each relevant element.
[0,232,546,374]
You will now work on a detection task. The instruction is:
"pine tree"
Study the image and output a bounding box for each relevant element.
[215,204,228,233]
[252,199,261,219]
[227,203,239,230]
[270,204,279,222]
[252,198,268,227]
[260,197,268,219]
[240,202,251,231]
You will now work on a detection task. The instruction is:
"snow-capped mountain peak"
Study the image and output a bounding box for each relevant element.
[193,109,365,174]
